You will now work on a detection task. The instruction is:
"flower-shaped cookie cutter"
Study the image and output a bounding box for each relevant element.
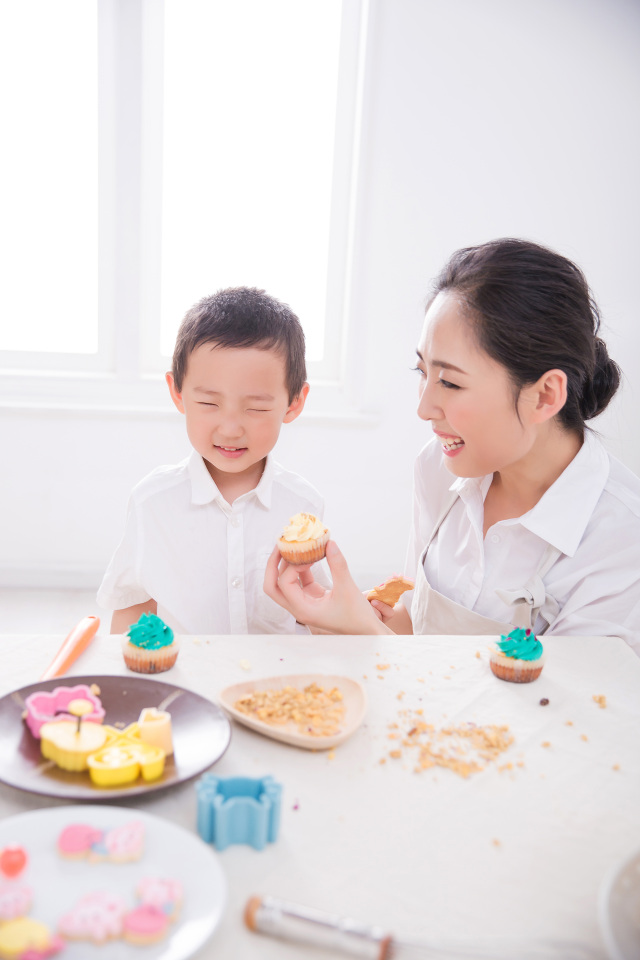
[196,774,282,851]
[24,684,105,738]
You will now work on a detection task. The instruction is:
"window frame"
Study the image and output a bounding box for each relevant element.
[0,0,371,417]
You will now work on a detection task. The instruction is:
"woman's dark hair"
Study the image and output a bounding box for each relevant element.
[430,239,621,434]
[171,286,306,402]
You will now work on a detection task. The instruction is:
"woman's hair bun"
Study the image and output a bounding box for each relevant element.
[579,338,621,421]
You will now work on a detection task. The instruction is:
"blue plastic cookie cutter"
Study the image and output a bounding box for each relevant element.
[196,774,282,851]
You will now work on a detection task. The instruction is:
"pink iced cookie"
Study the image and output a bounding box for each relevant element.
[24,684,105,738]
[90,821,145,863]
[136,877,183,922]
[122,904,170,945]
[58,891,127,943]
[0,884,32,921]
[57,824,104,860]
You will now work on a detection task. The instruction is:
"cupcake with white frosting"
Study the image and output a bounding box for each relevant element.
[277,512,329,565]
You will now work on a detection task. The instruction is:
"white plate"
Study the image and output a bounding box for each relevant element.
[0,805,226,960]
[599,845,640,960]
[219,673,367,750]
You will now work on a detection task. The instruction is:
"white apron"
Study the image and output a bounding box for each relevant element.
[411,492,561,636]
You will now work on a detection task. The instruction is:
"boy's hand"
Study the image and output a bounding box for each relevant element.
[264,541,391,635]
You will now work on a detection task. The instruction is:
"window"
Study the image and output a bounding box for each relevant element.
[0,0,368,411]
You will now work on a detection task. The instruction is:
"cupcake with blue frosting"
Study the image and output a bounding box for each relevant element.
[489,627,545,683]
[122,614,179,673]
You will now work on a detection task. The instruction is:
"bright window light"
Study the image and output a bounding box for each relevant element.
[160,0,343,362]
[0,1,98,354]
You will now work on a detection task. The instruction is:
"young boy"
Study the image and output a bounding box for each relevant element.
[97,287,327,635]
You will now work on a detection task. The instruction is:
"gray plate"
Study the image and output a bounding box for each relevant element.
[0,674,231,800]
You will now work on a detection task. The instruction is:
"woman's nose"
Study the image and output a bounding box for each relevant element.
[417,377,440,422]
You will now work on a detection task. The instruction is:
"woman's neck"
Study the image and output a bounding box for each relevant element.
[483,425,583,535]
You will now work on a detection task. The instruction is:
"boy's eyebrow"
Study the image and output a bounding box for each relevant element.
[193,387,276,401]
[415,349,467,375]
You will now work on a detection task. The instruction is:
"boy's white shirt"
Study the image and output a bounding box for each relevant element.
[403,431,640,654]
[97,450,329,635]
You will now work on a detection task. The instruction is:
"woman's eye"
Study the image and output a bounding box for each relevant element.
[198,402,218,407]
[248,409,269,413]
[410,365,427,378]
[438,378,459,390]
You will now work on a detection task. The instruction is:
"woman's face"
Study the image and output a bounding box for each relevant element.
[415,291,537,478]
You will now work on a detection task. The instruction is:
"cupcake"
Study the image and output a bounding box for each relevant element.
[122,614,179,674]
[278,512,329,565]
[489,627,545,683]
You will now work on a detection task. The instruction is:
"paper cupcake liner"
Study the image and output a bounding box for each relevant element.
[489,649,544,683]
[122,637,180,674]
[278,530,329,565]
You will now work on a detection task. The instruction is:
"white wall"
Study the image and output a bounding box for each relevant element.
[2,0,639,600]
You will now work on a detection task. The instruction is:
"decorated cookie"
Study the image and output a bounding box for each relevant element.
[89,821,145,863]
[0,917,64,960]
[0,847,28,879]
[0,885,32,922]
[122,904,170,945]
[58,891,127,943]
[57,824,104,860]
[136,877,183,922]
[366,575,414,606]
[24,684,105,738]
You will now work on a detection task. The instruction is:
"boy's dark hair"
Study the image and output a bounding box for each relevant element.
[430,238,621,436]
[171,287,307,402]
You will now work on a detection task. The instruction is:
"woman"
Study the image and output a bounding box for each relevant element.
[264,239,640,651]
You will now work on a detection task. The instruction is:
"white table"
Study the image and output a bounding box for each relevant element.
[0,632,638,959]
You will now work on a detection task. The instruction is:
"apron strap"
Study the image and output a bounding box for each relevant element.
[494,543,562,629]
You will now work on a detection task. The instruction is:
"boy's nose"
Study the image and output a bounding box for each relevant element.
[217,417,244,439]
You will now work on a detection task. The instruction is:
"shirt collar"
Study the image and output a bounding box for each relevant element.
[187,449,275,508]
[449,431,610,557]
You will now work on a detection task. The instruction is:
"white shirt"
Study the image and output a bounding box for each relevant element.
[97,451,328,635]
[404,432,640,653]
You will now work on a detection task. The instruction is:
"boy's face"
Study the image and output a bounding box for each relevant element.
[166,343,308,491]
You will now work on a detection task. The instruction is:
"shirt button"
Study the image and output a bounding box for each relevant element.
[230,516,240,527]
[231,577,242,589]
[491,534,500,544]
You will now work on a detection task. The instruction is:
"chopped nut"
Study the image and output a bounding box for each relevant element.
[539,698,549,706]
[389,750,402,759]
[234,683,345,737]
[580,734,588,742]
[239,659,251,671]
[592,694,607,709]
[397,691,405,701]
[612,764,620,771]
[541,741,551,748]
[376,663,391,671]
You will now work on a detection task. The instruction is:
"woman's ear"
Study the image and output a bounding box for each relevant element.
[283,382,310,423]
[166,372,185,414]
[526,369,568,423]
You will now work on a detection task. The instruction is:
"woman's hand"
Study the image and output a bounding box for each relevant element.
[264,541,392,635]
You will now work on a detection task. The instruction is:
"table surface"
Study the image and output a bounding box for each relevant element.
[0,632,637,960]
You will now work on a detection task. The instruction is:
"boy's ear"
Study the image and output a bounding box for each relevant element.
[282,382,310,423]
[524,369,568,424]
[166,372,185,414]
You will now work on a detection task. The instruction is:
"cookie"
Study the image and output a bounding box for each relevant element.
[366,576,414,606]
